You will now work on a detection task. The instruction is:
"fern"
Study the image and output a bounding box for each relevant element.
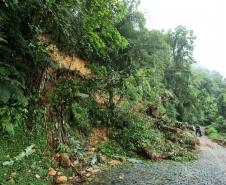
[0,83,11,103]
[0,58,28,136]
[3,144,35,166]
[0,64,11,76]
[0,82,27,105]
[0,114,14,135]
[0,32,7,44]
[71,103,89,127]
[0,62,27,105]
[0,106,27,135]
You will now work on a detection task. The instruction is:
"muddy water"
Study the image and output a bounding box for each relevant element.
[82,137,226,185]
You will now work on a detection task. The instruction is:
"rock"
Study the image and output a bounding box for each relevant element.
[92,168,101,174]
[90,165,101,173]
[6,177,15,184]
[108,160,121,166]
[73,176,82,183]
[78,170,87,176]
[99,154,107,163]
[54,176,68,184]
[60,153,71,167]
[86,167,94,172]
[90,147,97,152]
[119,156,127,162]
[85,173,92,177]
[85,167,101,174]
[119,174,125,180]
[92,165,99,169]
[72,160,79,167]
[48,167,57,176]
[52,153,60,162]
[126,158,143,164]
[35,174,41,179]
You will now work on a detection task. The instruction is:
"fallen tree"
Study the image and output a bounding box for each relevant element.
[141,146,174,160]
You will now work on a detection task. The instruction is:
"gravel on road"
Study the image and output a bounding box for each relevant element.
[82,136,226,185]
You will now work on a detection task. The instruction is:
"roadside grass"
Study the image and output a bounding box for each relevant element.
[0,119,199,185]
[97,140,127,159]
[206,125,226,141]
[171,149,198,161]
[0,125,55,185]
[97,136,198,162]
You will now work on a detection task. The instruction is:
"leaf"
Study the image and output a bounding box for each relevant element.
[15,152,26,161]
[0,81,27,105]
[90,154,97,165]
[0,66,11,76]
[3,144,36,167]
[1,114,14,135]
[0,35,8,44]
[2,160,14,166]
[24,144,36,156]
[0,83,11,103]
[10,86,28,106]
[76,93,89,98]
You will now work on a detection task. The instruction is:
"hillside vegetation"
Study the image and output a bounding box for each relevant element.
[1,0,226,184]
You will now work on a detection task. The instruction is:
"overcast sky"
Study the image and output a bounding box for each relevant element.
[139,0,226,76]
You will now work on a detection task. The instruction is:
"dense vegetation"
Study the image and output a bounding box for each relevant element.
[1,0,226,184]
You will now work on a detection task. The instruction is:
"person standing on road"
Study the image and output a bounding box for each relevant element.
[195,124,202,137]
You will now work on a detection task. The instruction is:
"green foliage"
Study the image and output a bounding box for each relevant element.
[172,150,198,161]
[206,125,226,140]
[111,111,156,151]
[0,125,52,185]
[0,62,27,103]
[179,132,196,146]
[3,144,35,166]
[98,140,126,158]
[68,136,84,158]
[52,78,105,131]
[71,103,90,130]
[1,0,226,171]
[42,0,128,59]
[207,126,218,135]
[0,106,27,135]
[0,111,14,135]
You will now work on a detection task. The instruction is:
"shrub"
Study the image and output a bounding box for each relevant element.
[0,106,27,135]
[98,140,126,158]
[71,103,90,131]
[110,111,156,151]
[0,62,28,135]
[206,126,218,135]
[206,125,225,140]
[215,122,226,133]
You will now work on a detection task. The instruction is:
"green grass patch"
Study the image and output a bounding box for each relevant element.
[206,125,226,140]
[0,125,55,185]
[172,149,198,161]
[97,140,127,159]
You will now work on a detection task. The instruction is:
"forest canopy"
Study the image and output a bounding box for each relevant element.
[1,0,226,136]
